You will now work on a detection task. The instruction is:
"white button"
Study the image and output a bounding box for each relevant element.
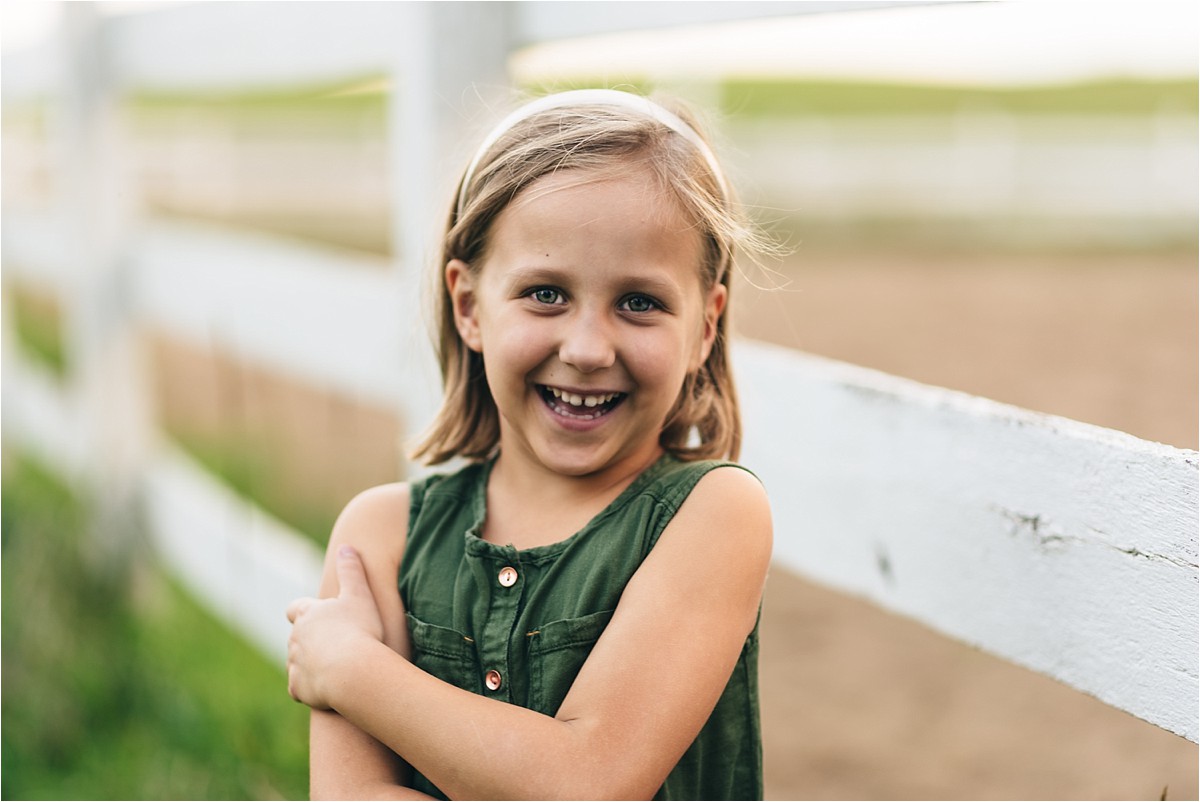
[498,566,518,587]
[484,670,502,691]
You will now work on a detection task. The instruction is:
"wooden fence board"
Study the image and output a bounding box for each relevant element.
[737,341,1198,740]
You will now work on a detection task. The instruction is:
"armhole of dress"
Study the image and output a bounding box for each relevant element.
[399,475,431,594]
[406,475,429,538]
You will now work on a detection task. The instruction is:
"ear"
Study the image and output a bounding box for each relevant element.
[446,259,483,353]
[695,282,728,367]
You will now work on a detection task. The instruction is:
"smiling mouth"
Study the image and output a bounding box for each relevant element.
[539,385,627,420]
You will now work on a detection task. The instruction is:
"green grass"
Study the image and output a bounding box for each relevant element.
[520,75,1200,118]
[5,284,68,378]
[167,430,338,548]
[131,74,388,114]
[128,74,388,143]
[719,77,1199,118]
[520,77,657,98]
[127,73,1198,122]
[1,455,310,800]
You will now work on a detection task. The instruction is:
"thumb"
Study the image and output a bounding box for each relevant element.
[335,544,372,599]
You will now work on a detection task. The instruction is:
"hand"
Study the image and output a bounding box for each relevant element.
[286,545,385,709]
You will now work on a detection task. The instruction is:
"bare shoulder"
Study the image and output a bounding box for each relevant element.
[689,464,770,513]
[319,482,412,596]
[330,482,411,550]
[670,465,772,559]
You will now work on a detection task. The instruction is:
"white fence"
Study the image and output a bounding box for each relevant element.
[2,1,1195,745]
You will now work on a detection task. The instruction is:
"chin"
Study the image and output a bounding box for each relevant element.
[538,449,611,478]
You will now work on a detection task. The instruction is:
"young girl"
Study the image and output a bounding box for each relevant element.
[285,89,773,800]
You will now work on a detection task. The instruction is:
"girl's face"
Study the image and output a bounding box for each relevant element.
[447,165,726,481]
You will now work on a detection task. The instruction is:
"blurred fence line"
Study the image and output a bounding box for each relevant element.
[727,114,1197,228]
[2,1,1196,744]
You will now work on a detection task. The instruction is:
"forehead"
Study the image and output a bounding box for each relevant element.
[507,161,680,215]
[484,165,703,268]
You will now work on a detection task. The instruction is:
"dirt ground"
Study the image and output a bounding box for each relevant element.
[759,568,1197,800]
[740,250,1198,800]
[732,250,1197,450]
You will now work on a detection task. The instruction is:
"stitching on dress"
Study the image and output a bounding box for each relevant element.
[530,634,604,654]
[419,645,467,659]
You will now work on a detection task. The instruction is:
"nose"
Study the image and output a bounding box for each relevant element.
[558,308,616,373]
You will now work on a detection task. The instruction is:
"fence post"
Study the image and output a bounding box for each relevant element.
[388,1,516,473]
[55,4,150,538]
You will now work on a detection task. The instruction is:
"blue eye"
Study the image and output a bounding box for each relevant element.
[529,287,564,305]
[620,294,659,313]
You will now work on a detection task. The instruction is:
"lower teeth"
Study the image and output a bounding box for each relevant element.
[545,388,616,419]
[554,401,603,419]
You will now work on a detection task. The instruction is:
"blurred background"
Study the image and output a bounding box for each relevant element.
[2,1,1196,799]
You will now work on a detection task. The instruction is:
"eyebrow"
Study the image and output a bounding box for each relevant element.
[502,266,569,288]
[503,266,685,298]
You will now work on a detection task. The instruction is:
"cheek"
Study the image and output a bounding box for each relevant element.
[632,332,693,387]
[485,321,548,375]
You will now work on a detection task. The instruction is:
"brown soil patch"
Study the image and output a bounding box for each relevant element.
[760,568,1197,800]
[147,333,403,540]
[732,250,1198,449]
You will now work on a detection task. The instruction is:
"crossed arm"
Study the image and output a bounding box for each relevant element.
[287,467,772,800]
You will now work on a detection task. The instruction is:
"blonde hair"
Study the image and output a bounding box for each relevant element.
[413,91,758,465]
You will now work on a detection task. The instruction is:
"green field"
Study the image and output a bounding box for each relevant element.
[718,76,1198,117]
[120,75,1199,120]
[5,284,67,378]
[1,456,309,800]
[169,430,338,548]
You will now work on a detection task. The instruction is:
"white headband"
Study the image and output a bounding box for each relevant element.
[455,89,728,219]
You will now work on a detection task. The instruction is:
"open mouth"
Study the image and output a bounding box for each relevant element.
[539,385,627,420]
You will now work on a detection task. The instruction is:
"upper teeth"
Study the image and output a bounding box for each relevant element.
[549,387,618,408]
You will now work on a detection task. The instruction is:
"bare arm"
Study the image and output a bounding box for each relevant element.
[299,484,435,801]
[290,467,772,800]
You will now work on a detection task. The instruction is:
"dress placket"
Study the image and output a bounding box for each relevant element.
[474,543,524,703]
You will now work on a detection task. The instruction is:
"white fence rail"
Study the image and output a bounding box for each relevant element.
[2,1,1196,745]
[739,344,1198,742]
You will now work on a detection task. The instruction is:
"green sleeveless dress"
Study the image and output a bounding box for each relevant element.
[397,454,763,800]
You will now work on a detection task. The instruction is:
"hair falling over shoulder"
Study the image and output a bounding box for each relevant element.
[412,90,770,466]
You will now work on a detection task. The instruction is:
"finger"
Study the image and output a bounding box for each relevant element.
[335,544,372,600]
[286,597,312,623]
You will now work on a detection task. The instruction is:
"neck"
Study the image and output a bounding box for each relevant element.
[483,445,664,548]
[494,439,663,500]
